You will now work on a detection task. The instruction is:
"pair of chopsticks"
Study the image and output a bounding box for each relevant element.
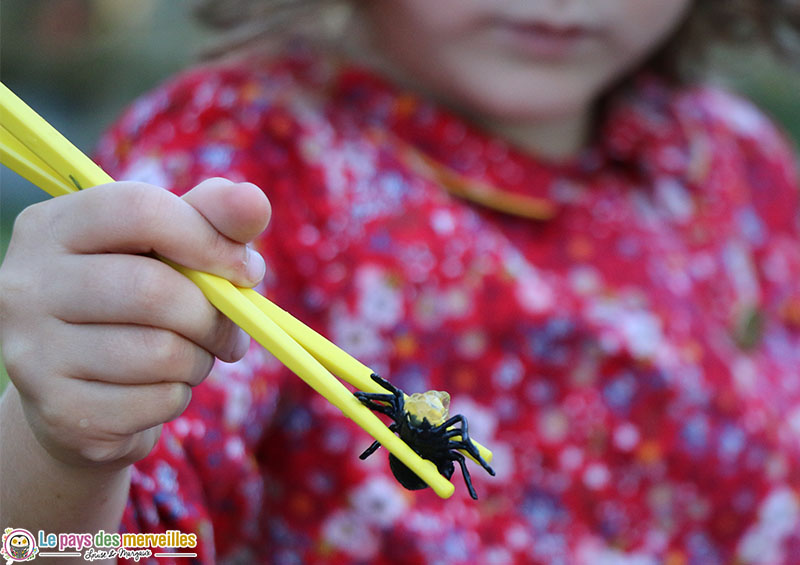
[0,82,492,499]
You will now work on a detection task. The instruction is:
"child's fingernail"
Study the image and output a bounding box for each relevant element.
[245,246,266,283]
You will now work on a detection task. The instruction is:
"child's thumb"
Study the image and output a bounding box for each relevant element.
[181,178,272,245]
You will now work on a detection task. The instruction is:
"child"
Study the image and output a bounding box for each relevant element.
[2,1,800,563]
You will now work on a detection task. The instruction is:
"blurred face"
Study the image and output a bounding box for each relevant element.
[361,0,691,157]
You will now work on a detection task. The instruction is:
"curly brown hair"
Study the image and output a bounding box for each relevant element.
[193,0,800,82]
[654,0,800,81]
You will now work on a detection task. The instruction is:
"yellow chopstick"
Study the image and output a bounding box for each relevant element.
[0,84,112,191]
[0,82,471,498]
[0,124,73,198]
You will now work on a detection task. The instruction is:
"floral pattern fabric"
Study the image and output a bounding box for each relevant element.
[96,53,800,564]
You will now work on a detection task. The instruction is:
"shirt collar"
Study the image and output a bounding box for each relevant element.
[330,64,689,220]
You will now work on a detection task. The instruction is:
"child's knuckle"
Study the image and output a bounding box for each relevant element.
[78,440,127,465]
[202,227,235,265]
[121,432,161,464]
[11,202,49,242]
[185,351,213,387]
[119,183,170,237]
[206,317,234,352]
[143,330,187,372]
[128,260,170,313]
[159,383,192,421]
[36,395,72,434]
[0,268,22,313]
[0,335,27,379]
[1,336,41,395]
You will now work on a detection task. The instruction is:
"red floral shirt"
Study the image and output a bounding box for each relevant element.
[96,53,800,564]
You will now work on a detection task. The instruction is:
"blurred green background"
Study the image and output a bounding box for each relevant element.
[1,0,799,391]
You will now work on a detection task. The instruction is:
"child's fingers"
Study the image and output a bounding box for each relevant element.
[55,324,216,387]
[46,375,193,435]
[47,253,248,362]
[28,181,265,287]
[28,379,192,465]
[181,178,271,244]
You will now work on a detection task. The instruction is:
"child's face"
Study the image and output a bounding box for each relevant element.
[363,0,691,154]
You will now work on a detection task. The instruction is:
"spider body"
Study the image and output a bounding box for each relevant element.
[354,374,495,499]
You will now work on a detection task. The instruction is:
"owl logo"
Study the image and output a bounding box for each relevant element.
[1,528,37,563]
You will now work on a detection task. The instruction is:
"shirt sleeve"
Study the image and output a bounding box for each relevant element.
[94,62,325,562]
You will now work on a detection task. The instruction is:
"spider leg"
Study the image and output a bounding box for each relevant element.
[450,451,479,500]
[358,423,398,459]
[441,415,496,476]
[354,374,406,419]
[353,392,400,418]
[449,441,496,476]
[368,373,402,396]
[359,440,382,459]
[440,414,468,433]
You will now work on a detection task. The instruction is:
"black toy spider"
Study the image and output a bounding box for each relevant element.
[354,373,495,499]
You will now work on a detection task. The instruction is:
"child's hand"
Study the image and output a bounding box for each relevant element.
[0,178,270,469]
